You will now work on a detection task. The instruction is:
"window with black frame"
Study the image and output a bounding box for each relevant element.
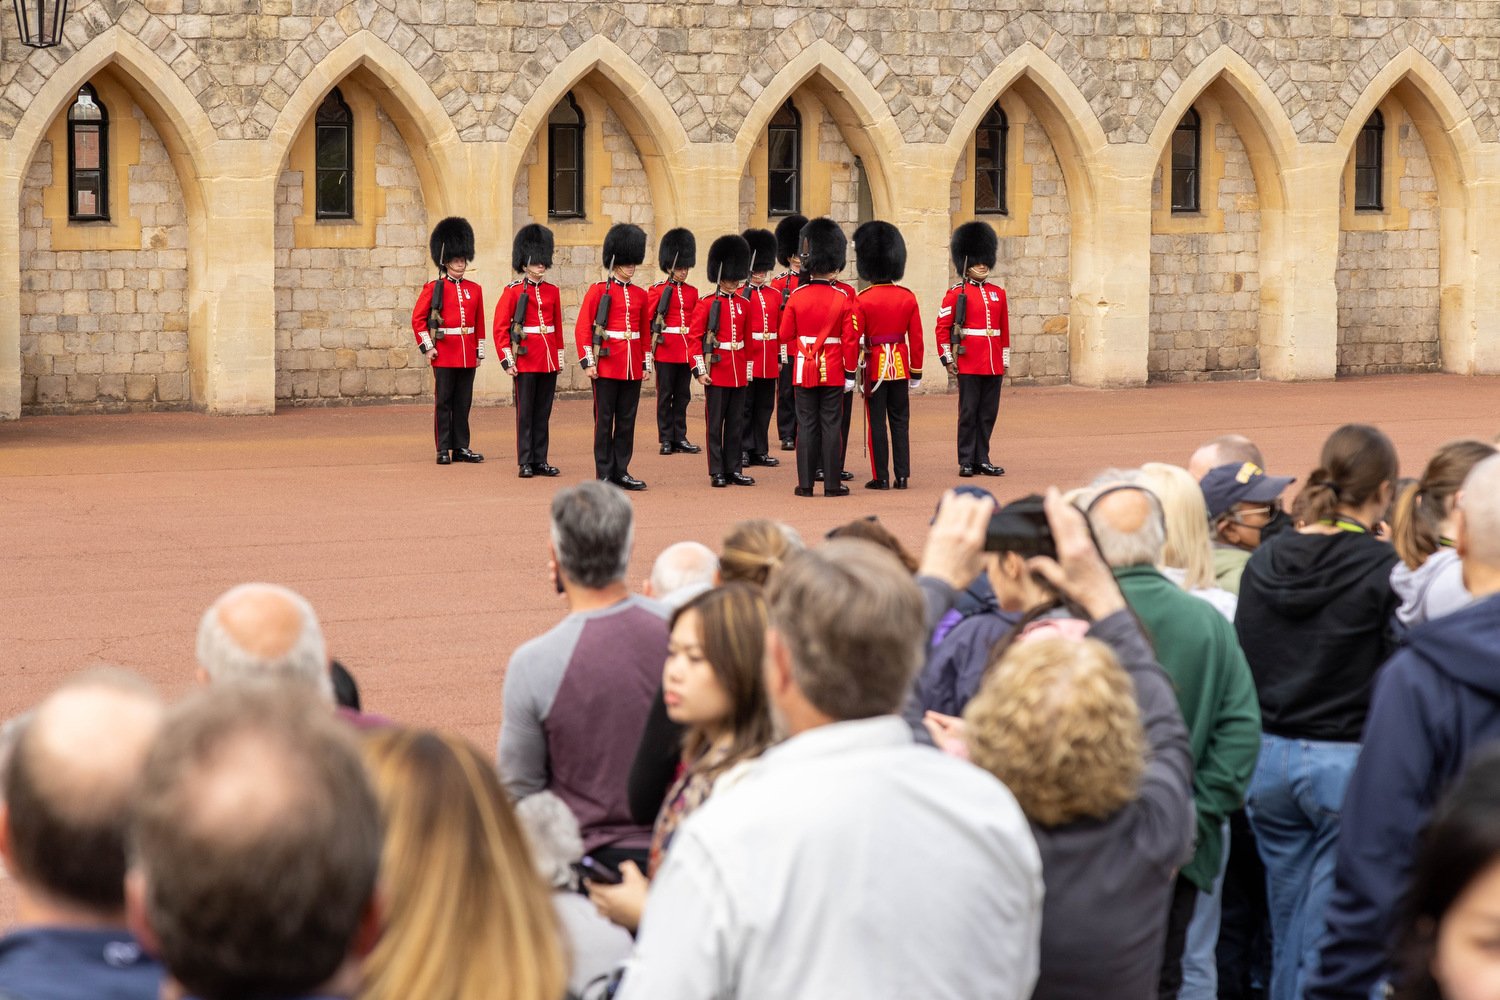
[548,93,585,220]
[67,84,108,222]
[1170,107,1201,214]
[315,88,354,220]
[1354,110,1384,211]
[768,101,801,217]
[975,103,1008,215]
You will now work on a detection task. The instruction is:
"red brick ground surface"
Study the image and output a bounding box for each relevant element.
[2,375,1497,752]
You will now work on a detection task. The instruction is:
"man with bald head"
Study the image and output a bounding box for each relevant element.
[0,671,165,1000]
[646,541,719,609]
[126,684,381,1000]
[1312,454,1500,1000]
[196,583,333,702]
[1187,434,1264,482]
[1083,473,1260,998]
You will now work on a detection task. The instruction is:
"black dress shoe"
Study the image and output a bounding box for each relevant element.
[519,464,535,478]
[794,486,815,498]
[825,484,851,497]
[958,465,975,478]
[711,474,730,488]
[536,464,561,477]
[752,453,780,467]
[978,463,1006,477]
[730,473,756,486]
[436,451,452,465]
[740,452,751,468]
[865,478,890,490]
[660,442,674,456]
[894,477,909,490]
[814,469,825,482]
[454,449,484,463]
[611,474,647,491]
[839,470,854,482]
[673,440,702,454]
[780,439,796,451]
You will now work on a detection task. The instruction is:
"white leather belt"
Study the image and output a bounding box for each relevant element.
[604,330,640,341]
[662,326,685,335]
[520,326,551,334]
[438,327,474,336]
[717,341,745,350]
[751,332,777,341]
[798,336,821,345]
[960,328,1002,337]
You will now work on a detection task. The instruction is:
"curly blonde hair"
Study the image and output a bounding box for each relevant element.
[963,637,1146,827]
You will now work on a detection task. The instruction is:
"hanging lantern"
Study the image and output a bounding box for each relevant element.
[13,0,69,47]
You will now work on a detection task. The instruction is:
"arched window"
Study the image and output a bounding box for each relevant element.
[767,100,801,217]
[1170,107,1201,214]
[1354,110,1384,211]
[67,84,108,222]
[315,88,354,220]
[548,93,585,220]
[975,103,1008,215]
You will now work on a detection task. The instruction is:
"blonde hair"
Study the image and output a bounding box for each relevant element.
[360,729,568,1000]
[1140,462,1218,590]
[963,637,1146,827]
[720,519,802,587]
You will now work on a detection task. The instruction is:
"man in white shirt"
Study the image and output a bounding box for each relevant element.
[616,511,1044,1000]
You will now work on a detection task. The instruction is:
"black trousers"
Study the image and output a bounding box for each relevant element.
[818,389,854,476]
[956,373,1003,467]
[592,377,642,480]
[705,385,749,477]
[794,386,843,493]
[514,371,557,466]
[655,361,693,445]
[433,365,476,454]
[1158,871,1200,999]
[741,377,778,457]
[775,364,797,443]
[864,378,911,481]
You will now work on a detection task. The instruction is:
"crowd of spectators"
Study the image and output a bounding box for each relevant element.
[3,424,1500,1000]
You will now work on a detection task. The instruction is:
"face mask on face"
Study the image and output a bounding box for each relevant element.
[1261,507,1294,541]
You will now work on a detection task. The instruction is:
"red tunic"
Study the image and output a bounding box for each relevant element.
[777,280,859,389]
[645,280,701,365]
[738,281,782,379]
[574,279,652,381]
[769,270,802,310]
[855,283,925,384]
[412,277,485,368]
[934,280,1010,377]
[688,292,750,388]
[493,279,564,374]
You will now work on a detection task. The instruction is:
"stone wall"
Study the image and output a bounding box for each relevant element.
[1335,111,1441,376]
[19,100,190,413]
[273,102,430,405]
[1148,115,1262,382]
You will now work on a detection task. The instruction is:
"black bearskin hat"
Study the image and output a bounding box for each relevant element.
[741,228,777,275]
[706,234,753,284]
[950,220,998,273]
[602,223,647,268]
[657,228,697,272]
[798,217,847,276]
[429,217,475,267]
[774,214,809,267]
[511,223,554,272]
[853,221,906,284]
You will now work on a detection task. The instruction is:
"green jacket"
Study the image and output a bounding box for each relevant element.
[1115,565,1262,891]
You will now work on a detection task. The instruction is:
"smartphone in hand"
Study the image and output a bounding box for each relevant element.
[571,855,624,886]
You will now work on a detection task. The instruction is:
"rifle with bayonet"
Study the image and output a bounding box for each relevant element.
[508,268,531,360]
[428,242,447,342]
[591,257,615,362]
[948,256,969,368]
[651,252,678,351]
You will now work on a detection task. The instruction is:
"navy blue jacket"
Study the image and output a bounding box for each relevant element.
[0,927,161,1000]
[1309,592,1500,1000]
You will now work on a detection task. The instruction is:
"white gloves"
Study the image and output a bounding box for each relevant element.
[1002,347,1011,368]
[843,378,856,393]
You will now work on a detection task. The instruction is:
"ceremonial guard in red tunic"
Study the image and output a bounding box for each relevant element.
[688,235,755,489]
[647,228,701,457]
[575,223,653,491]
[494,223,563,479]
[935,221,1009,478]
[777,218,859,498]
[769,214,807,452]
[852,221,923,491]
[411,216,485,465]
[737,227,781,470]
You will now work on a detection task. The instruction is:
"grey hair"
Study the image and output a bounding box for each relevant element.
[1084,470,1168,569]
[550,481,635,589]
[195,583,332,703]
[1460,455,1500,567]
[515,791,583,890]
[650,542,720,604]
